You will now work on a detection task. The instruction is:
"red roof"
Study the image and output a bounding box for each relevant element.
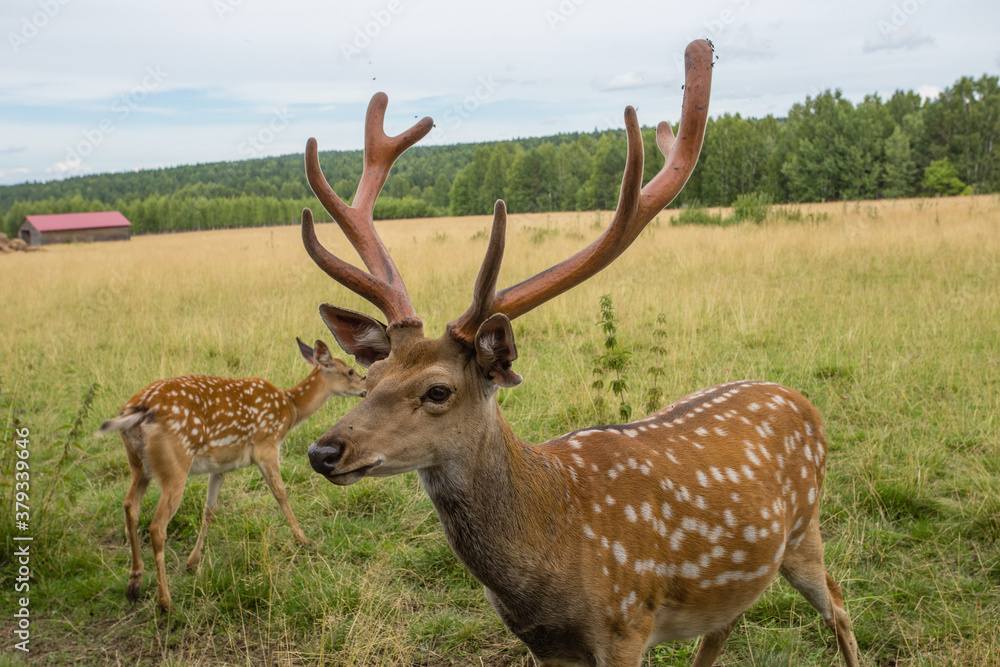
[23,211,131,232]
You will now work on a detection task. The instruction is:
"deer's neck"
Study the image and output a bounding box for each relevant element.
[283,369,326,428]
[418,407,572,598]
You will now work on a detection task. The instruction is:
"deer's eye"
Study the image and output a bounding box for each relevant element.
[348,369,355,376]
[425,386,452,403]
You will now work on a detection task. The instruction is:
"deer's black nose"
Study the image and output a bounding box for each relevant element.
[308,438,344,475]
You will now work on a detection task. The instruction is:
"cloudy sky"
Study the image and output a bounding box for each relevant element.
[1,0,997,187]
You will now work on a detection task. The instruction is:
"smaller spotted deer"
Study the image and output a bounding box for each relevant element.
[97,338,365,612]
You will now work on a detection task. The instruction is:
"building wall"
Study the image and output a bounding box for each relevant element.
[17,222,131,245]
[18,222,40,246]
[40,227,131,245]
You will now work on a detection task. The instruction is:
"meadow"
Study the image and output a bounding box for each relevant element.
[1,195,998,665]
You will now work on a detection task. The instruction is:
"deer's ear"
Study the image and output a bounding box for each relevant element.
[319,304,391,368]
[312,339,336,367]
[296,337,317,365]
[474,314,522,388]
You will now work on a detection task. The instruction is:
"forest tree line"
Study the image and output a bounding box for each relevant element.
[2,73,997,237]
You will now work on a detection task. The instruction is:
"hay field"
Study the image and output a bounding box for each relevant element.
[1,195,999,665]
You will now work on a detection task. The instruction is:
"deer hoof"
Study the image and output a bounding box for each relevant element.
[126,575,142,604]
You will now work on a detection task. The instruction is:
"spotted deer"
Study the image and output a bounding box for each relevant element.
[97,338,365,612]
[301,40,859,666]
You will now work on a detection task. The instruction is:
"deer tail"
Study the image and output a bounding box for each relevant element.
[95,407,153,437]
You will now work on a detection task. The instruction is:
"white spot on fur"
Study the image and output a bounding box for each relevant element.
[680,562,701,578]
[612,542,627,565]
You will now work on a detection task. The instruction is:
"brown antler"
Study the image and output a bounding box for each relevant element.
[302,92,433,327]
[448,39,713,344]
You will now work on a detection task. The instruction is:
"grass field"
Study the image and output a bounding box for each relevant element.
[1,195,999,665]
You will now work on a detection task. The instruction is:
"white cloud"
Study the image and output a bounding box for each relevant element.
[917,85,941,102]
[717,25,775,62]
[2,0,998,186]
[863,27,934,54]
[45,159,92,178]
[0,167,30,179]
[593,71,668,92]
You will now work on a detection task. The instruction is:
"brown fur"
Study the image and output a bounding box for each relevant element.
[299,41,853,666]
[98,339,364,612]
[308,325,859,666]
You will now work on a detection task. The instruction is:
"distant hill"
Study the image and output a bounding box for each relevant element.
[3,74,997,237]
[0,132,594,212]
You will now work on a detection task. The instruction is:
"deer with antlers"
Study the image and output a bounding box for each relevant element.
[301,40,859,666]
[98,338,366,612]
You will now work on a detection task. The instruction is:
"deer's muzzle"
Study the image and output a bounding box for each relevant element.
[308,437,344,476]
[308,434,382,484]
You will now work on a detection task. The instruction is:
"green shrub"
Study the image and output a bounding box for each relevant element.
[731,191,773,223]
[673,201,726,226]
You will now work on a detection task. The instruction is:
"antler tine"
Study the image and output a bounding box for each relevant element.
[447,200,507,342]
[471,39,712,327]
[303,93,433,327]
[354,93,435,215]
[301,208,420,326]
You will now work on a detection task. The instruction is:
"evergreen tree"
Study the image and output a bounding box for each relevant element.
[883,124,918,198]
[507,143,559,213]
[580,133,626,210]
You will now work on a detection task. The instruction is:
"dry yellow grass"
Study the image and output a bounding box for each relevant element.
[1,194,998,665]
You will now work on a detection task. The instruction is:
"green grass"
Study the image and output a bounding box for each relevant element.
[2,196,999,665]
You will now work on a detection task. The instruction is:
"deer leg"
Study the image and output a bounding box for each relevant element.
[186,472,225,572]
[255,446,310,545]
[146,474,186,613]
[691,615,740,667]
[779,519,860,667]
[122,443,151,605]
[144,432,190,613]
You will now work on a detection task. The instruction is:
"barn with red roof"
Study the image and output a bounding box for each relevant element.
[18,211,132,246]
